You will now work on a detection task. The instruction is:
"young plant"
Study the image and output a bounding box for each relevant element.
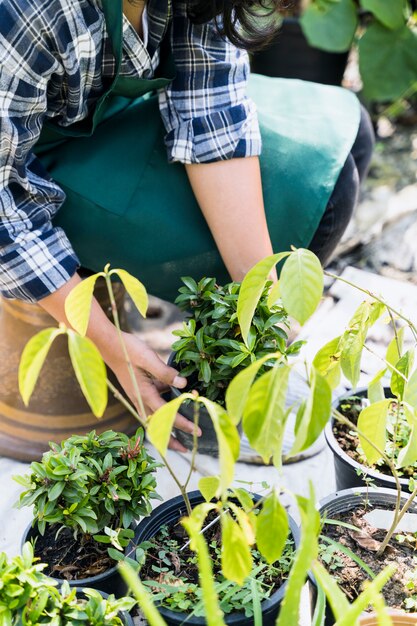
[172,277,302,403]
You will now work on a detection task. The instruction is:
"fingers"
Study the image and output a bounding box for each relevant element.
[131,340,187,389]
[168,435,188,453]
[141,381,202,439]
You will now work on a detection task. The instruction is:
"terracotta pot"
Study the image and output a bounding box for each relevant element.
[359,611,417,624]
[0,283,137,461]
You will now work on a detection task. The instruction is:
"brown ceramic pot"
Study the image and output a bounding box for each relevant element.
[359,613,417,624]
[0,283,137,461]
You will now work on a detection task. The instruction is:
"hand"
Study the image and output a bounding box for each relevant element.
[103,331,202,452]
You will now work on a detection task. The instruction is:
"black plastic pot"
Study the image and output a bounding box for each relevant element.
[133,490,301,626]
[75,589,134,626]
[168,352,242,457]
[319,487,417,626]
[251,18,349,86]
[22,524,129,597]
[325,387,407,492]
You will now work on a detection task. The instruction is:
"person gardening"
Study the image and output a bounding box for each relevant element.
[0,0,374,449]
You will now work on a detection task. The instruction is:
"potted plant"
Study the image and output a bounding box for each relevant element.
[14,428,160,595]
[168,276,302,453]
[0,542,136,625]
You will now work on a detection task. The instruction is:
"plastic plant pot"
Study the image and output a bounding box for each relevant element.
[359,611,417,625]
[325,388,407,492]
[132,490,301,626]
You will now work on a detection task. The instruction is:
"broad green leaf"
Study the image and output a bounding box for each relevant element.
[386,326,404,366]
[397,404,417,468]
[312,562,350,622]
[290,368,332,456]
[181,516,226,626]
[64,274,101,336]
[242,365,291,465]
[357,399,391,465]
[199,398,240,492]
[199,476,220,503]
[147,393,194,456]
[391,350,414,401]
[368,369,386,404]
[228,502,256,546]
[187,503,218,536]
[280,249,324,325]
[313,336,342,390]
[301,0,358,52]
[361,0,405,30]
[333,564,396,626]
[19,327,64,406]
[237,252,290,346]
[67,330,108,418]
[112,269,148,318]
[221,513,252,585]
[256,491,288,564]
[359,23,417,101]
[276,485,320,626]
[119,562,169,626]
[225,353,282,425]
[267,280,281,309]
[405,369,417,408]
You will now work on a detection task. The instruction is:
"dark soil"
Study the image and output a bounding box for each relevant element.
[322,505,417,610]
[333,397,417,480]
[34,525,115,580]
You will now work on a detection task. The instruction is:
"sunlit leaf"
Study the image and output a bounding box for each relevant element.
[221,513,252,585]
[229,502,256,546]
[368,369,386,404]
[391,350,414,401]
[242,365,291,465]
[280,249,324,325]
[397,404,417,468]
[386,326,404,367]
[64,274,101,336]
[199,476,220,503]
[357,399,391,465]
[267,280,281,309]
[119,562,168,626]
[405,369,417,408]
[256,491,288,564]
[67,330,108,418]
[313,336,342,390]
[237,253,290,346]
[225,352,282,425]
[112,269,148,318]
[147,393,194,456]
[19,327,65,406]
[312,561,353,622]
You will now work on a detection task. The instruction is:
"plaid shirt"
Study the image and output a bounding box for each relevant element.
[0,0,261,302]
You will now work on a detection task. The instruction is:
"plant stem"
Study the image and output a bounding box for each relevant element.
[160,452,192,516]
[387,309,402,360]
[104,272,147,421]
[363,345,407,381]
[324,270,417,342]
[106,379,146,428]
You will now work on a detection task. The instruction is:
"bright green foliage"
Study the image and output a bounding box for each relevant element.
[199,476,221,502]
[221,513,253,586]
[65,273,101,336]
[18,327,65,406]
[112,269,148,319]
[256,491,289,564]
[391,350,414,401]
[68,329,108,417]
[146,393,195,456]
[279,249,324,326]
[357,400,391,465]
[120,562,169,626]
[312,336,342,390]
[14,429,160,537]
[0,545,135,626]
[172,276,300,403]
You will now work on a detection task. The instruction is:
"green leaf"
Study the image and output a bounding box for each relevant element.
[119,562,169,626]
[67,330,108,418]
[386,326,404,366]
[311,584,326,626]
[280,249,324,325]
[276,485,320,626]
[312,561,351,622]
[112,269,148,318]
[404,368,417,408]
[199,398,240,493]
[359,22,417,101]
[290,368,332,456]
[147,393,194,456]
[267,280,281,309]
[397,405,417,468]
[237,252,290,346]
[361,0,406,30]
[221,513,252,586]
[225,353,282,425]
[49,481,65,501]
[242,365,291,465]
[64,274,100,336]
[367,369,386,404]
[313,336,342,390]
[19,327,64,406]
[256,491,288,564]
[357,399,391,465]
[301,0,358,52]
[199,476,220,502]
[391,350,413,401]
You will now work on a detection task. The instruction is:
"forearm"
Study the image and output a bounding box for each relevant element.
[185,156,276,281]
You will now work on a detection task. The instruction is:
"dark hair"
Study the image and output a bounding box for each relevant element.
[186,0,284,51]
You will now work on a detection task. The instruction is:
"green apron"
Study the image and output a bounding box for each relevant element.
[36,0,360,303]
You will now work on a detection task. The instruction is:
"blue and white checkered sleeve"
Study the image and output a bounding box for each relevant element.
[158,2,262,164]
[0,67,79,302]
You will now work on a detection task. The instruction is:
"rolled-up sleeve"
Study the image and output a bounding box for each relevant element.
[158,1,262,164]
[0,66,79,302]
